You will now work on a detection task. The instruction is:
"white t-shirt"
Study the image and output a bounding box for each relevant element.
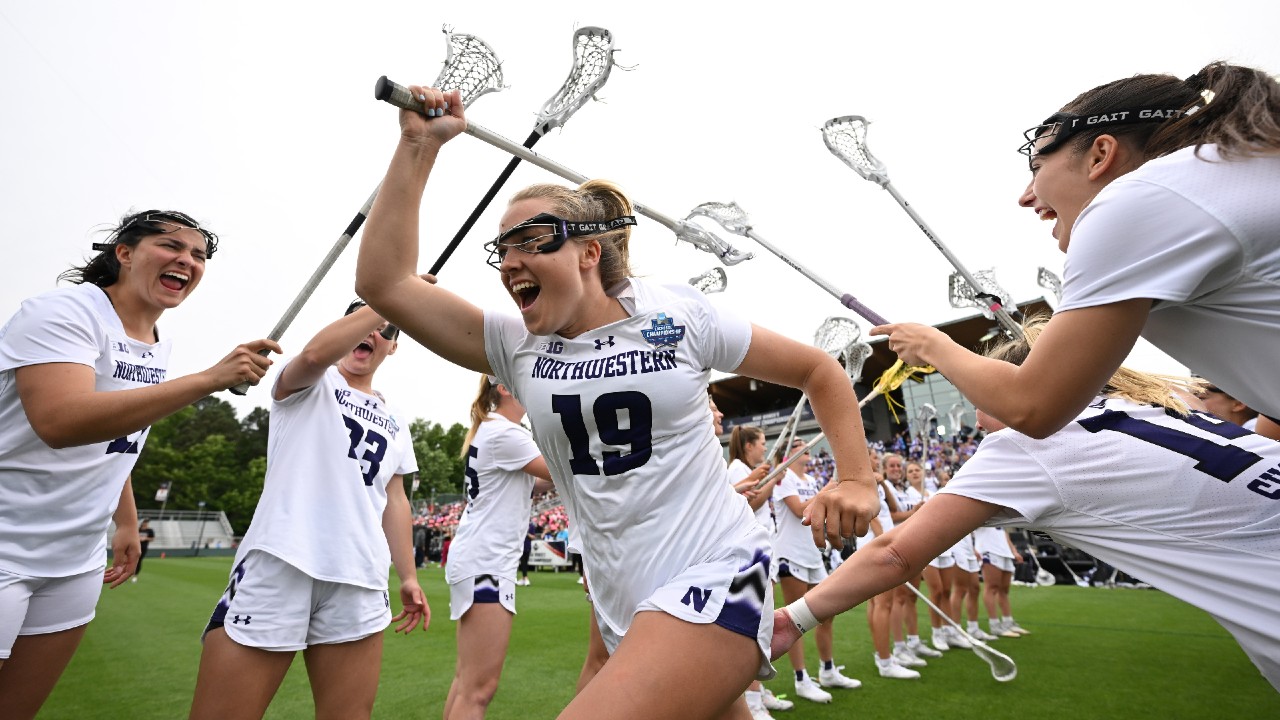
[0,284,171,577]
[772,469,822,569]
[235,365,417,590]
[938,395,1280,689]
[727,457,773,531]
[485,277,758,636]
[1058,145,1280,419]
[447,414,542,584]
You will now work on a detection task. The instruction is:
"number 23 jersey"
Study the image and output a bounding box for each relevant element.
[235,365,417,590]
[484,278,757,635]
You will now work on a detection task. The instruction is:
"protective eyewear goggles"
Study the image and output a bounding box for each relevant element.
[345,299,400,341]
[1016,106,1185,167]
[93,211,219,258]
[484,212,637,270]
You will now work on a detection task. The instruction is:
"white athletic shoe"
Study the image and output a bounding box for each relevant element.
[892,646,927,667]
[761,688,793,711]
[908,641,943,658]
[992,621,1020,639]
[748,704,775,720]
[1006,621,1030,635]
[930,633,951,652]
[877,659,921,680]
[944,626,972,649]
[969,627,998,642]
[793,678,832,704]
[818,665,862,689]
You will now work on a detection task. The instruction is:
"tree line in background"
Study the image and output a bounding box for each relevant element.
[129,397,469,532]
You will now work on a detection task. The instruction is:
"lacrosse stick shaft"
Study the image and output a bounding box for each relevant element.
[743,228,889,326]
[375,77,750,263]
[429,129,540,275]
[751,389,881,490]
[764,397,809,469]
[229,186,379,396]
[881,184,1022,336]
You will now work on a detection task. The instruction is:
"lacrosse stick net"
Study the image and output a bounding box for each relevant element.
[843,341,873,385]
[948,269,1016,324]
[433,25,506,105]
[822,116,1022,337]
[687,201,888,325]
[903,584,1018,682]
[946,403,967,438]
[231,31,505,396]
[375,77,754,267]
[428,27,617,275]
[1037,266,1063,304]
[689,266,728,294]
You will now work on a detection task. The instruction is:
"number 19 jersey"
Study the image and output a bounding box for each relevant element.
[484,278,758,637]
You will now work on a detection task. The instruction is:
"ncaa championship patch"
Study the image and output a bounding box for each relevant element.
[641,313,686,349]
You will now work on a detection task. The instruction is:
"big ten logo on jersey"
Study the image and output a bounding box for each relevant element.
[109,336,166,385]
[537,341,565,355]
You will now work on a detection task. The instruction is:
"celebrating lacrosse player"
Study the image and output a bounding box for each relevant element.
[190,299,424,720]
[873,61,1280,442]
[0,210,277,718]
[444,375,553,719]
[356,84,878,720]
[776,317,1280,691]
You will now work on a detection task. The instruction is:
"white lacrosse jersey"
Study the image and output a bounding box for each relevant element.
[1059,144,1280,419]
[938,396,1280,689]
[485,277,758,637]
[0,284,171,577]
[447,414,542,584]
[727,458,774,531]
[234,364,417,590]
[772,469,822,569]
[972,525,1013,559]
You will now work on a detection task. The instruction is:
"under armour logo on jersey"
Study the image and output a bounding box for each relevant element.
[364,398,380,411]
[680,586,713,613]
[593,336,616,350]
[141,350,154,359]
[232,615,252,625]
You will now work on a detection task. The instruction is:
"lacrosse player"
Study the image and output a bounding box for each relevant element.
[355,84,878,720]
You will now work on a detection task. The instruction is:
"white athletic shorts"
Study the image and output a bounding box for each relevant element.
[951,545,981,573]
[0,567,103,658]
[203,550,390,651]
[449,574,516,620]
[928,553,956,570]
[772,557,828,585]
[982,552,1015,573]
[595,526,776,681]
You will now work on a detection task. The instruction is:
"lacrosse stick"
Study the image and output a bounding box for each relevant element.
[948,270,1020,327]
[428,26,618,275]
[688,267,728,294]
[903,583,1017,682]
[686,201,888,326]
[1027,550,1057,587]
[1037,266,1063,306]
[753,354,925,491]
[822,116,1023,338]
[762,318,863,469]
[230,28,505,395]
[946,403,967,439]
[374,76,754,266]
[915,402,938,439]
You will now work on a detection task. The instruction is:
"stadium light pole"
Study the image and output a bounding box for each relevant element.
[194,500,208,557]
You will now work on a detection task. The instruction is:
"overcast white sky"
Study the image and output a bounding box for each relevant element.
[3,1,1278,429]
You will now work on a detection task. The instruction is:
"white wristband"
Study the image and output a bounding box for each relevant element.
[784,597,820,634]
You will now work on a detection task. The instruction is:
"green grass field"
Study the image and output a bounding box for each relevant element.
[42,557,1278,719]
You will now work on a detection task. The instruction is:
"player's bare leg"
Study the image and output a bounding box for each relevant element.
[0,625,89,720]
[303,632,383,720]
[189,627,294,720]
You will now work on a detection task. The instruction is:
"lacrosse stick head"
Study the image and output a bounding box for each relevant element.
[948,269,1015,322]
[434,26,506,105]
[688,267,728,294]
[534,26,617,136]
[844,341,873,385]
[1036,568,1057,586]
[674,220,754,266]
[822,116,891,187]
[813,317,862,358]
[970,638,1018,682]
[685,201,752,237]
[946,403,966,434]
[1036,266,1063,304]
